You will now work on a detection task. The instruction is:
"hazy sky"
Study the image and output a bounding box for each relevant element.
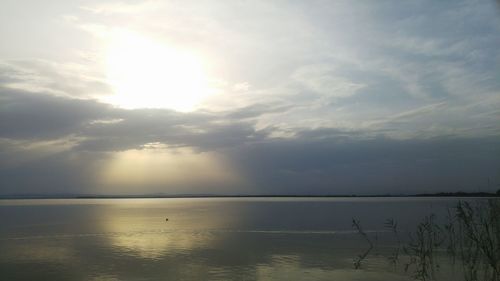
[1,0,499,195]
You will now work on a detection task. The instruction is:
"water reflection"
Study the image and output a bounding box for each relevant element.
[0,198,476,280]
[99,199,246,260]
[2,240,75,262]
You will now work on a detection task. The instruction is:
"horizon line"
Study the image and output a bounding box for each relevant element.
[1,191,499,200]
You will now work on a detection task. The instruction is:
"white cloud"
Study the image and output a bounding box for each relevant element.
[292,64,365,99]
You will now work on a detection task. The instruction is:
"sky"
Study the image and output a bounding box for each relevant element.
[0,0,499,196]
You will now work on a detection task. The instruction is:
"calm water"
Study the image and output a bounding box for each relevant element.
[0,197,481,281]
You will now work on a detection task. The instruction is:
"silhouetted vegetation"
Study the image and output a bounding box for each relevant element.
[405,213,447,280]
[415,192,499,197]
[353,199,500,281]
[352,219,374,269]
[385,218,401,267]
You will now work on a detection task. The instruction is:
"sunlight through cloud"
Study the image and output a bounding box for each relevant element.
[103,30,213,112]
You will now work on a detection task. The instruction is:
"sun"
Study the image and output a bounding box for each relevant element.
[103,30,212,112]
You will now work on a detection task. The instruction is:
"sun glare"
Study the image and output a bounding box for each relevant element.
[104,30,212,112]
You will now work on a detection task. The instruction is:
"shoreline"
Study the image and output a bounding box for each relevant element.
[1,193,499,200]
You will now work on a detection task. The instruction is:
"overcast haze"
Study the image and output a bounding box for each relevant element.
[0,0,499,196]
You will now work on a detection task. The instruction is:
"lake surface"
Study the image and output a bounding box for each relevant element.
[0,197,484,280]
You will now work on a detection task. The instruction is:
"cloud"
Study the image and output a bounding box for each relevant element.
[226,130,500,195]
[80,1,162,15]
[224,103,293,120]
[0,60,110,99]
[0,88,268,152]
[0,0,499,195]
[292,64,365,99]
[1,87,498,196]
[0,88,112,140]
[0,149,105,195]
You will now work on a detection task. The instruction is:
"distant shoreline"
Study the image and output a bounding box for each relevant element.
[1,192,498,200]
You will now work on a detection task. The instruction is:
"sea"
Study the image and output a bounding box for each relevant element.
[0,197,487,280]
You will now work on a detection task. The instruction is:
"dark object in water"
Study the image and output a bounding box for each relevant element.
[165,218,169,221]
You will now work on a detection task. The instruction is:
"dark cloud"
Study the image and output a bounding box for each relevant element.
[77,120,266,152]
[77,108,268,152]
[226,131,500,195]
[224,103,293,120]
[0,88,499,196]
[0,89,267,152]
[0,88,112,139]
[0,150,106,195]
